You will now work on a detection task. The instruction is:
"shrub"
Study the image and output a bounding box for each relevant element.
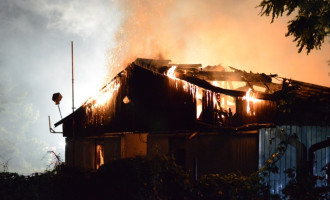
[195,172,270,200]
[93,155,192,200]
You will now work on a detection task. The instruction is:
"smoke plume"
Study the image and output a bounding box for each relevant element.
[108,0,330,86]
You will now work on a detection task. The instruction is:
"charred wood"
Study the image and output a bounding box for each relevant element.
[176,73,276,100]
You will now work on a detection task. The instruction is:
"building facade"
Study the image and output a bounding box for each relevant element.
[54,58,330,195]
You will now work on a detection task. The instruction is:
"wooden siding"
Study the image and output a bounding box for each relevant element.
[187,132,258,176]
[148,131,259,177]
[62,64,198,137]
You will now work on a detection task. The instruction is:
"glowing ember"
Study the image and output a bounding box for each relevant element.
[123,96,130,104]
[242,88,260,115]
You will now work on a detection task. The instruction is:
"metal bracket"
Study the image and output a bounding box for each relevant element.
[48,116,63,134]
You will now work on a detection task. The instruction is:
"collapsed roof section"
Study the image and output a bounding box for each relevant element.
[134,58,329,101]
[134,58,330,120]
[55,58,330,137]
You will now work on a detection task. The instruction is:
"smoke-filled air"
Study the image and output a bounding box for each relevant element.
[108,0,329,87]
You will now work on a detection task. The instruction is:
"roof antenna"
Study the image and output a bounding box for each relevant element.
[71,41,75,113]
[71,41,76,167]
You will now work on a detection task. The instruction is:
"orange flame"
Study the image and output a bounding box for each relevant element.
[92,81,120,108]
[242,88,260,115]
[166,66,178,79]
[83,79,121,125]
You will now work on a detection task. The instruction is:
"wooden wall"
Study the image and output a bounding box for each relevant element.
[63,64,198,137]
[187,132,258,176]
[147,131,259,177]
[65,133,148,169]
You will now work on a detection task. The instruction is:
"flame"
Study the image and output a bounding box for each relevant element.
[183,81,189,92]
[213,93,218,108]
[92,81,120,107]
[196,87,202,119]
[166,65,197,94]
[166,66,178,79]
[83,78,121,125]
[242,88,260,115]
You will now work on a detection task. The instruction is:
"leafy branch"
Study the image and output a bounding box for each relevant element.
[258,0,330,54]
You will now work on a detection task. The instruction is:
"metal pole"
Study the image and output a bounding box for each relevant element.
[71,41,75,167]
[71,41,75,114]
[57,105,63,119]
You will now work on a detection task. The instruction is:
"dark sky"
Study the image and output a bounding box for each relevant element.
[0,0,329,174]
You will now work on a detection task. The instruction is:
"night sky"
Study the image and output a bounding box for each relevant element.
[0,0,329,174]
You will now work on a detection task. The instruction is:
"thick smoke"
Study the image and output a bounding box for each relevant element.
[109,0,329,86]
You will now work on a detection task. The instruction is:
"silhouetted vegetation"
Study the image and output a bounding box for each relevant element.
[0,154,329,200]
[282,164,330,200]
[195,172,271,199]
[258,0,329,54]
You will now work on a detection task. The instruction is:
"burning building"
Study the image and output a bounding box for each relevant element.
[54,58,330,194]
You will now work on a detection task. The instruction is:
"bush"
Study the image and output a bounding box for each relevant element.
[282,165,330,200]
[0,155,275,200]
[94,155,192,200]
[195,172,270,200]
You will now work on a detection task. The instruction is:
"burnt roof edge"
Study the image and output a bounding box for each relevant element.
[54,58,330,128]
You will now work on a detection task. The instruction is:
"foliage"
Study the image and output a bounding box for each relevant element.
[274,79,299,113]
[0,157,9,172]
[3,152,329,200]
[42,151,63,172]
[257,128,330,199]
[258,0,330,54]
[94,155,192,200]
[195,172,271,200]
[0,155,192,200]
[0,172,26,200]
[282,164,330,200]
[259,128,293,175]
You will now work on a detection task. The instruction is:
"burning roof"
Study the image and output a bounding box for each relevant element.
[55,58,330,136]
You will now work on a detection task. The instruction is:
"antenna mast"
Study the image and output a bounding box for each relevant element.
[71,41,75,167]
[71,41,75,113]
